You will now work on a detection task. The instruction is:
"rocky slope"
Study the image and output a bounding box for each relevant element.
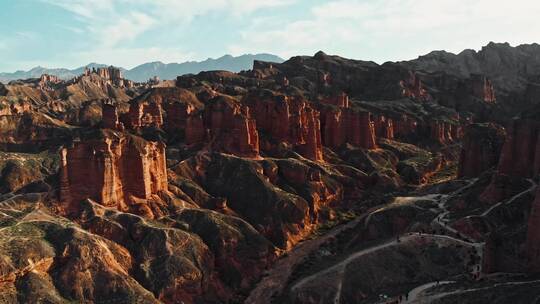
[1,43,540,303]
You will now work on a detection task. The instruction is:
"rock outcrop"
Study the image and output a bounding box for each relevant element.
[101,100,124,131]
[320,93,350,108]
[246,91,323,161]
[90,66,133,88]
[497,118,540,178]
[480,115,540,204]
[458,123,506,178]
[59,130,168,218]
[320,107,377,150]
[428,120,456,144]
[374,115,394,140]
[38,74,61,91]
[469,74,496,103]
[393,114,418,138]
[400,72,430,101]
[171,152,343,249]
[202,96,260,158]
[126,98,164,129]
[318,93,377,150]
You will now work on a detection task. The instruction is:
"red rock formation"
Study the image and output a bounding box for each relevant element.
[163,101,196,131]
[127,99,164,129]
[457,123,506,178]
[38,74,61,91]
[497,118,540,178]
[393,114,418,138]
[320,107,377,149]
[96,66,122,81]
[0,99,32,116]
[247,92,324,161]
[321,93,350,108]
[203,96,260,158]
[296,107,324,161]
[185,114,205,144]
[83,66,133,88]
[428,120,457,144]
[101,100,124,131]
[319,71,332,86]
[400,71,430,101]
[480,118,540,204]
[374,115,394,140]
[470,74,496,103]
[60,130,168,218]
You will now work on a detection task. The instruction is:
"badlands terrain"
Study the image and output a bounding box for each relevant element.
[1,42,540,303]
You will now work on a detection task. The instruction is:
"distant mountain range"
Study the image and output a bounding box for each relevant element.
[0,54,284,83]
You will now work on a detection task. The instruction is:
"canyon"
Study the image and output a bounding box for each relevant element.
[2,42,540,304]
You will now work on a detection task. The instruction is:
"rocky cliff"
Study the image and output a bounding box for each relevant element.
[59,130,168,218]
[497,118,540,178]
[246,91,323,161]
[203,96,260,158]
[458,123,506,178]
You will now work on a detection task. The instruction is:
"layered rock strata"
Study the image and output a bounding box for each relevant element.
[59,130,168,218]
[246,91,323,160]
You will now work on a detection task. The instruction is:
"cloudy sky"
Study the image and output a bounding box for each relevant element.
[1,0,539,72]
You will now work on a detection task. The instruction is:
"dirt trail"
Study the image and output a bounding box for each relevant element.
[244,206,380,304]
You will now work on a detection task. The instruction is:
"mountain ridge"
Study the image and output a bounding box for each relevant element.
[0,53,284,83]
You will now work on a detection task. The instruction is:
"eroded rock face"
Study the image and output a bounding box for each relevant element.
[469,74,496,103]
[0,99,32,116]
[320,107,377,150]
[0,218,160,303]
[428,120,456,144]
[0,112,73,150]
[38,74,61,91]
[400,71,431,101]
[101,100,124,131]
[127,98,164,129]
[320,93,350,108]
[91,66,133,88]
[393,114,418,138]
[246,91,323,160]
[497,118,540,178]
[203,96,260,158]
[480,116,540,204]
[374,115,394,140]
[59,130,168,218]
[171,152,343,249]
[458,123,506,178]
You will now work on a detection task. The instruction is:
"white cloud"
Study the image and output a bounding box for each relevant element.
[96,12,156,47]
[38,0,296,68]
[228,0,540,62]
[41,0,114,19]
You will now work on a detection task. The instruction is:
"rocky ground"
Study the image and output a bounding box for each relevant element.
[1,43,540,303]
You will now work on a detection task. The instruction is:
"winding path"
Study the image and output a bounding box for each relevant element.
[244,205,382,304]
[481,179,536,217]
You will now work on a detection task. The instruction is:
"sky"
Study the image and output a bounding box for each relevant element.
[1,0,540,72]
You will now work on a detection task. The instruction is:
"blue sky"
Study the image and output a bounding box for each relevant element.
[1,0,539,72]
